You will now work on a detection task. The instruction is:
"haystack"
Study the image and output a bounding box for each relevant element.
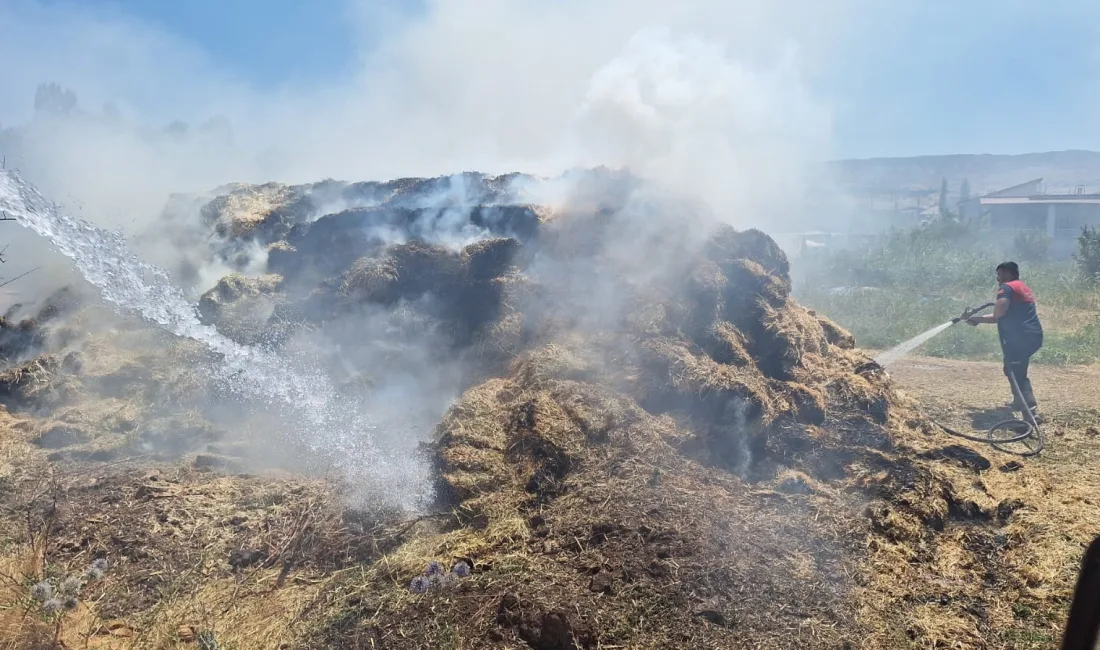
[0,318,42,364]
[340,257,400,304]
[386,240,464,298]
[201,182,309,241]
[198,273,287,346]
[2,171,1083,649]
[462,237,521,281]
[809,310,856,350]
[296,211,941,648]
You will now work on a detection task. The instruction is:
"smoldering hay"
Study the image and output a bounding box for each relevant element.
[0,167,1039,648]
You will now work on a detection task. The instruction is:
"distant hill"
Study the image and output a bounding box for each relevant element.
[826,149,1100,196]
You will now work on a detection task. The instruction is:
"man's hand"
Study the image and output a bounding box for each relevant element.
[966,316,981,326]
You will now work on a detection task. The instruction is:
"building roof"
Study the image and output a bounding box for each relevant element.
[981,195,1100,205]
[959,178,1046,208]
[986,178,1043,198]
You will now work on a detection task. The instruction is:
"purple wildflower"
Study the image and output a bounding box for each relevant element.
[61,596,79,612]
[42,598,62,614]
[90,558,108,572]
[84,567,105,582]
[59,576,83,596]
[409,576,431,594]
[30,581,53,602]
[426,561,443,576]
[452,561,471,578]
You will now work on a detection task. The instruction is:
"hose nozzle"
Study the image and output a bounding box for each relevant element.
[953,302,995,324]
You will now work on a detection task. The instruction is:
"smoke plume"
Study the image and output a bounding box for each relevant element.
[0,0,890,508]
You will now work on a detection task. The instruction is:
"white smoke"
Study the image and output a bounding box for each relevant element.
[575,27,831,224]
[0,0,885,510]
[0,0,876,241]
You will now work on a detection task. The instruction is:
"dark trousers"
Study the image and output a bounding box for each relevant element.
[1002,332,1042,404]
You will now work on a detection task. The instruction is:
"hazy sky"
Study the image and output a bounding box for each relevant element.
[1,0,1098,165]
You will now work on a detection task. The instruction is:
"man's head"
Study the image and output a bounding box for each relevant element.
[997,261,1020,283]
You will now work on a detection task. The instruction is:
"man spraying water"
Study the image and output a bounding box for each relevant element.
[967,261,1043,416]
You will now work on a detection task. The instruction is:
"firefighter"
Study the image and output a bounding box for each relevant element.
[967,261,1043,415]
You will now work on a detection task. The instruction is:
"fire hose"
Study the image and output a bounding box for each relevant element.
[929,302,1045,457]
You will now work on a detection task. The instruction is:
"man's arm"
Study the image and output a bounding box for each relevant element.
[968,285,1011,325]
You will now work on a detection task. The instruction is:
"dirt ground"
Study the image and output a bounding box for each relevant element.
[887,356,1100,414]
[878,356,1100,649]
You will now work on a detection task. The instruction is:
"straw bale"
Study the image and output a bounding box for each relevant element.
[462,237,521,281]
[340,257,400,303]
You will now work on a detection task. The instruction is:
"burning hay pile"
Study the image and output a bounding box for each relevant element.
[332,203,921,648]
[0,170,1088,649]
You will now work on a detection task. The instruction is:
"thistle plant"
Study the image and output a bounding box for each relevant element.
[451,561,471,578]
[41,598,63,615]
[28,557,110,626]
[84,558,108,582]
[407,559,473,594]
[58,576,83,597]
[29,581,53,602]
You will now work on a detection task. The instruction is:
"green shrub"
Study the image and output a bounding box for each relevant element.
[1074,226,1100,282]
[1013,230,1051,263]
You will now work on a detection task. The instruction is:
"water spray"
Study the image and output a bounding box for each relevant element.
[876,302,996,367]
[0,168,432,510]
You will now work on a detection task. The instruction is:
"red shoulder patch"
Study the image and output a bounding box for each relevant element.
[1005,280,1036,303]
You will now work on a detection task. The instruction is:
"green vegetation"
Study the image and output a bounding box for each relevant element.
[1074,225,1100,280]
[794,220,1100,365]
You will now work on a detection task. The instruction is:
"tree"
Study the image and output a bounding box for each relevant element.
[955,178,973,220]
[1075,225,1100,282]
[938,177,949,218]
[33,83,78,116]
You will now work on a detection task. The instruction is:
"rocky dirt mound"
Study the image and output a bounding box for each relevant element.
[0,170,1082,649]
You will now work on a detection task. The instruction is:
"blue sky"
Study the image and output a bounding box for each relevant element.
[824,0,1100,158]
[77,0,362,88]
[2,0,1099,162]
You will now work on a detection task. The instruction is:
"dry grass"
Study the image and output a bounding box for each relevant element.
[0,407,37,478]
[861,357,1100,648]
[638,337,776,425]
[811,310,857,351]
[206,183,295,238]
[0,462,407,650]
[461,237,521,281]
